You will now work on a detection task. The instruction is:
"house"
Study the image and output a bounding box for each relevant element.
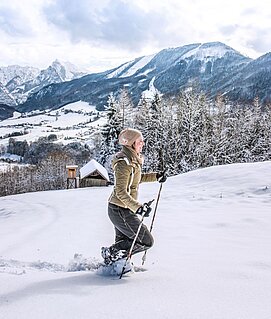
[79,159,110,187]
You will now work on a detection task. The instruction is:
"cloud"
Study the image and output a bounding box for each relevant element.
[1,0,271,70]
[218,18,271,57]
[0,6,32,37]
[42,0,174,52]
[246,29,271,54]
[219,25,239,37]
[43,0,102,43]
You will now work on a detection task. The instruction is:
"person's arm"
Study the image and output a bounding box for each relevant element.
[140,172,157,183]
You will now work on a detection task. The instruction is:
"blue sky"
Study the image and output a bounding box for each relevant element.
[0,0,271,72]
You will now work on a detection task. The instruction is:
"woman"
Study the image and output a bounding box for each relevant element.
[101,128,166,265]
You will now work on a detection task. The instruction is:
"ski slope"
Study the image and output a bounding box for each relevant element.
[1,161,271,319]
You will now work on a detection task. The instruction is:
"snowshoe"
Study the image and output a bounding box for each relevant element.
[97,257,134,277]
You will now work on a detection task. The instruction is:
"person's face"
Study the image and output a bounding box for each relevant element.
[133,136,144,153]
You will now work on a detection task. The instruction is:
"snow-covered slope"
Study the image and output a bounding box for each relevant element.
[0,161,271,319]
[182,42,236,60]
[0,65,40,87]
[0,100,106,146]
[0,60,87,105]
[12,60,87,103]
[0,83,17,106]
[107,54,156,79]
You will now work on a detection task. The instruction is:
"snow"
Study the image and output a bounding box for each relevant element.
[0,161,271,318]
[182,43,232,60]
[54,101,96,114]
[0,161,28,172]
[0,101,106,146]
[0,153,21,164]
[106,61,134,79]
[141,77,161,100]
[0,65,40,86]
[137,67,156,77]
[180,43,235,74]
[51,60,87,81]
[107,54,155,79]
[10,112,21,119]
[120,54,155,78]
[80,159,109,181]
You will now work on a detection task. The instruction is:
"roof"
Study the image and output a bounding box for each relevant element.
[80,159,109,182]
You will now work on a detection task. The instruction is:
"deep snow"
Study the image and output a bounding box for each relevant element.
[0,161,271,319]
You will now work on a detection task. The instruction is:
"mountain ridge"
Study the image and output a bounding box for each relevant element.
[1,41,271,118]
[0,60,87,106]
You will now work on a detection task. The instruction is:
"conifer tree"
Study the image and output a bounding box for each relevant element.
[98,93,123,173]
[142,92,164,171]
[118,88,135,128]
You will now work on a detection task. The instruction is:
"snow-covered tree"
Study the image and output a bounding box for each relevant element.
[98,93,123,173]
[140,92,165,171]
[172,90,210,172]
[118,88,135,128]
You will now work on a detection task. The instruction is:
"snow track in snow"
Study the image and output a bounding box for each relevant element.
[0,258,66,275]
[0,254,147,276]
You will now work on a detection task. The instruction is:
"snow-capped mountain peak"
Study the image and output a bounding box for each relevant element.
[0,65,40,87]
[181,42,238,60]
[51,59,87,81]
[0,60,88,105]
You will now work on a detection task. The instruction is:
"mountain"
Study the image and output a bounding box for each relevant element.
[0,82,17,106]
[0,60,87,106]
[0,103,16,120]
[0,65,39,106]
[224,52,271,102]
[18,41,263,113]
[10,60,87,104]
[2,41,271,116]
[144,42,250,96]
[0,65,40,87]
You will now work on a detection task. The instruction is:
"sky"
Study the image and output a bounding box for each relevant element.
[0,0,271,73]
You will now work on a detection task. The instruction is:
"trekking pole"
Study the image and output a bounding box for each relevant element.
[119,199,154,279]
[141,182,163,265]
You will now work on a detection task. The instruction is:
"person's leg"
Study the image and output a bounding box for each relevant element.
[115,226,128,244]
[108,203,154,255]
[131,223,154,255]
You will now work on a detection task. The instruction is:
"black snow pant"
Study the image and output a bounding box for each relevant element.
[108,203,154,256]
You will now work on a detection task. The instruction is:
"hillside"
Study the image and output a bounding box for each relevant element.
[1,161,271,319]
[0,101,106,147]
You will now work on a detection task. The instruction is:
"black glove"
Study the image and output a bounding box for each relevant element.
[136,202,152,217]
[156,170,167,183]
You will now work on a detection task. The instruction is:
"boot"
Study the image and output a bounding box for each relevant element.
[101,246,127,265]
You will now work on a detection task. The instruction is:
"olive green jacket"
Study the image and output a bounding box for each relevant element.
[108,148,157,213]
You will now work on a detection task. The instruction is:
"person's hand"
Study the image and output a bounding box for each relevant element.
[156,170,167,183]
[136,202,152,217]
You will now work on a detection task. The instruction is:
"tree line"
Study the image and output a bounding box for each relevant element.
[0,136,91,196]
[97,89,271,176]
